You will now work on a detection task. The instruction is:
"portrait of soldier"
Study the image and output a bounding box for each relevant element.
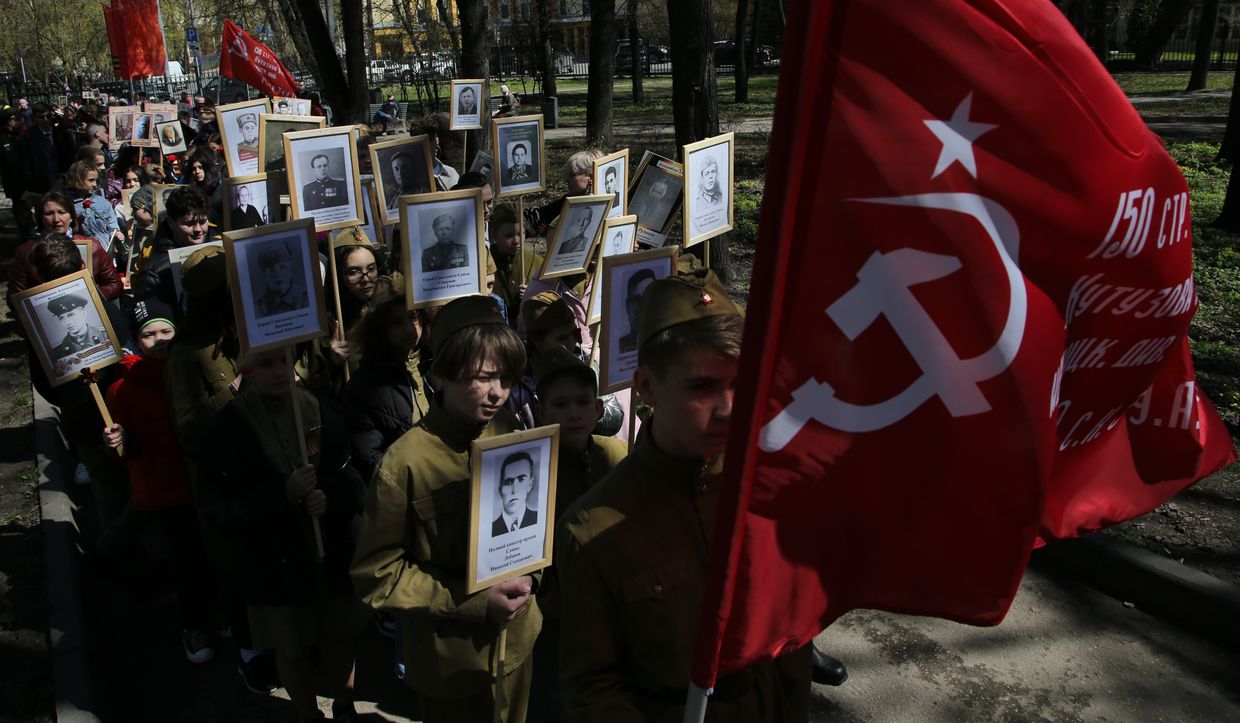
[629,174,672,229]
[421,212,470,272]
[617,268,656,354]
[386,149,431,210]
[235,111,260,164]
[507,141,532,183]
[558,206,595,256]
[49,293,104,359]
[254,241,308,317]
[696,156,724,209]
[302,153,349,211]
[491,451,538,537]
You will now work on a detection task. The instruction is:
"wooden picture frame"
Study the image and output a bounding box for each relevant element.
[398,188,487,309]
[370,134,436,224]
[151,184,188,226]
[272,96,311,116]
[539,194,613,281]
[598,246,680,394]
[359,176,383,246]
[12,270,123,387]
[467,425,561,594]
[492,114,545,198]
[217,97,272,177]
[594,148,629,218]
[450,78,486,131]
[222,173,272,232]
[258,113,326,180]
[154,119,188,155]
[627,152,685,246]
[131,112,155,147]
[682,132,735,247]
[143,102,177,125]
[107,107,135,149]
[284,125,365,233]
[222,218,330,356]
[167,241,224,312]
[587,214,639,326]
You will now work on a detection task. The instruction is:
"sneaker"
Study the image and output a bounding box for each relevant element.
[237,652,279,695]
[374,612,396,639]
[182,628,215,664]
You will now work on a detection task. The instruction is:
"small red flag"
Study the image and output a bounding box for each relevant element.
[101,0,167,80]
[219,19,299,98]
[690,0,1235,691]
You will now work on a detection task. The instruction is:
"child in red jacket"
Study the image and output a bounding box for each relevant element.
[102,297,216,664]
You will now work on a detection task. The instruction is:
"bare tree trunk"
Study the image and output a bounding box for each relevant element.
[735,0,750,102]
[458,0,491,156]
[1215,52,1240,163]
[438,0,462,61]
[587,0,618,148]
[341,0,368,123]
[629,0,643,103]
[537,0,558,98]
[1134,0,1194,69]
[277,0,354,120]
[1188,0,1221,91]
[667,0,725,278]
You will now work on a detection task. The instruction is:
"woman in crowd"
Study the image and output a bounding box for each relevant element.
[7,191,123,305]
[64,159,124,255]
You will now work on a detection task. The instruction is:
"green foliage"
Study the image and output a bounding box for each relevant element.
[1134,96,1231,117]
[1113,72,1235,95]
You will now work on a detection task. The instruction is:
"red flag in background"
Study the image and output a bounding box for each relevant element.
[101,0,167,79]
[220,19,299,98]
[690,0,1234,692]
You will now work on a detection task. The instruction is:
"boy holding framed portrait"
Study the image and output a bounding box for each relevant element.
[352,295,541,722]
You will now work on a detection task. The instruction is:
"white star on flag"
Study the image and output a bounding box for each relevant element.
[924,93,997,179]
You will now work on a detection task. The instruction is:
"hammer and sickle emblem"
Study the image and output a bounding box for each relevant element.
[760,193,1027,452]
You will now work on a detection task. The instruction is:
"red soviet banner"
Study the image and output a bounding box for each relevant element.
[101,0,167,80]
[220,19,298,98]
[690,0,1235,693]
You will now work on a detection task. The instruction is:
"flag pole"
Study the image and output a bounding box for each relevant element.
[155,0,172,96]
[683,684,709,723]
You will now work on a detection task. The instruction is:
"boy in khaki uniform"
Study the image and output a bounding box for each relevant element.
[351,295,542,722]
[557,269,813,722]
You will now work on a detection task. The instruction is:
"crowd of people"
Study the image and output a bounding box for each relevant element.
[0,86,845,722]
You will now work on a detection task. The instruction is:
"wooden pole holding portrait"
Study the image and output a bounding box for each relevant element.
[326,234,351,385]
[286,344,326,560]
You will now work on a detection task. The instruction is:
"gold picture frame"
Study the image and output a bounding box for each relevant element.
[587,214,639,326]
[539,193,613,281]
[450,78,486,131]
[12,270,123,387]
[398,188,488,310]
[627,152,685,243]
[283,125,365,233]
[221,173,272,232]
[257,113,326,179]
[369,134,436,225]
[682,132,735,247]
[222,218,330,356]
[107,107,135,149]
[467,425,561,594]
[492,114,546,198]
[593,148,629,218]
[598,245,680,394]
[217,97,272,177]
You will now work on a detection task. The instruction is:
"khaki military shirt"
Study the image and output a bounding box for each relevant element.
[351,401,543,699]
[164,326,237,457]
[557,425,807,722]
[492,247,543,321]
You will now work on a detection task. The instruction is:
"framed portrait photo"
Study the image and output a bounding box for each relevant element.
[469,149,495,186]
[144,102,177,125]
[683,132,735,246]
[258,113,326,178]
[151,184,188,226]
[222,219,330,356]
[627,153,685,243]
[217,98,272,177]
[272,96,311,116]
[12,270,122,387]
[398,188,486,309]
[168,241,225,312]
[284,126,364,233]
[223,174,272,232]
[131,112,155,147]
[594,149,629,218]
[370,135,435,224]
[493,114,545,198]
[451,78,486,131]
[587,214,638,325]
[359,176,383,246]
[540,194,612,281]
[154,119,188,155]
[467,425,560,594]
[108,107,135,149]
[599,246,680,393]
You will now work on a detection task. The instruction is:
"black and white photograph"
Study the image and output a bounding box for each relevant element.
[132,112,154,147]
[493,114,545,197]
[167,242,224,312]
[370,135,435,223]
[155,119,187,155]
[144,102,176,125]
[683,132,735,246]
[398,188,486,309]
[594,149,629,218]
[467,426,560,594]
[599,246,679,393]
[108,107,134,149]
[588,215,638,325]
[468,149,494,185]
[359,176,382,246]
[223,175,270,232]
[217,98,272,177]
[284,126,364,233]
[258,114,325,176]
[151,184,187,225]
[628,154,684,240]
[12,271,122,387]
[540,194,612,280]
[223,219,329,356]
[273,96,311,116]
[450,79,485,130]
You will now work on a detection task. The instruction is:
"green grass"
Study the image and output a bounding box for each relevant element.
[1113,72,1235,95]
[1133,96,1231,117]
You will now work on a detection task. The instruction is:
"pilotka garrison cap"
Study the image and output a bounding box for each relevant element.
[431,295,505,357]
[637,268,743,348]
